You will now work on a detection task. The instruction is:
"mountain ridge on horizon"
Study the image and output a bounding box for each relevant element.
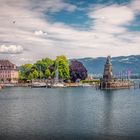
[17,55,140,76]
[70,55,140,60]
[70,55,140,75]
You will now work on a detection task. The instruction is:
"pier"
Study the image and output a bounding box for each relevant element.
[100,56,132,90]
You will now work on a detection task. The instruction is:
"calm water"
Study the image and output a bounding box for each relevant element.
[0,87,140,140]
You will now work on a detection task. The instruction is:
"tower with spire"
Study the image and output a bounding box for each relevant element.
[103,56,113,82]
[100,56,132,89]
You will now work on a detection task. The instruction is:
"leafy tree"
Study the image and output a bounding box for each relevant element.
[19,56,70,81]
[32,70,39,79]
[70,60,87,82]
[55,55,70,80]
[20,64,32,80]
[19,71,24,80]
[38,71,44,79]
[34,60,46,74]
[28,73,33,80]
[45,69,51,78]
[42,58,54,67]
[34,58,54,78]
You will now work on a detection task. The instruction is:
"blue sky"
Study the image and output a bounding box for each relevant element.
[0,0,140,64]
[47,10,92,29]
[48,0,140,30]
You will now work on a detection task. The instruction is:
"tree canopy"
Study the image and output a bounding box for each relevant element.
[70,60,88,82]
[19,56,88,82]
[55,55,70,80]
[19,56,70,81]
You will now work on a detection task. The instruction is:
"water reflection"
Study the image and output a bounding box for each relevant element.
[0,87,140,139]
[102,90,114,135]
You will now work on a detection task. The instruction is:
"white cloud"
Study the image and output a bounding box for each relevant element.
[89,5,134,25]
[66,5,77,12]
[0,0,139,65]
[34,30,47,36]
[28,0,77,13]
[88,4,135,35]
[130,0,140,12]
[0,45,23,54]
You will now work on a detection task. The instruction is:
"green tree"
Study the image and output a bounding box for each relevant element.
[19,71,24,80]
[42,58,54,67]
[45,69,51,78]
[28,73,33,80]
[19,56,70,81]
[55,55,70,80]
[32,70,39,79]
[34,58,54,78]
[20,64,32,80]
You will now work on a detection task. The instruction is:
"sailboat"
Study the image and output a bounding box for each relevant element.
[31,66,47,88]
[31,82,46,88]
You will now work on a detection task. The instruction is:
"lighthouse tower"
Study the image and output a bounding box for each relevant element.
[100,55,132,89]
[103,56,113,82]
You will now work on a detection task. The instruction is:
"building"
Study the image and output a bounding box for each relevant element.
[103,56,113,81]
[0,60,19,83]
[100,56,132,89]
[86,74,94,81]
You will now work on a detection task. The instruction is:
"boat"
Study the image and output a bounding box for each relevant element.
[51,82,65,88]
[3,83,15,87]
[31,82,46,88]
[31,66,47,88]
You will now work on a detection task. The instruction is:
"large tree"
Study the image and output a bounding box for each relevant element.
[19,56,70,81]
[55,55,70,80]
[70,60,87,82]
[45,69,51,78]
[34,57,54,76]
[19,64,32,80]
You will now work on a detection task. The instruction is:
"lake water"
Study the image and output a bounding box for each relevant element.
[0,87,140,140]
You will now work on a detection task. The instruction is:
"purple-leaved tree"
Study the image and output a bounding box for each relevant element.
[70,60,87,82]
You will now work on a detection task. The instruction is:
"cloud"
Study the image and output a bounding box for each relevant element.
[0,0,139,65]
[88,5,134,34]
[130,0,140,12]
[29,0,77,13]
[0,45,23,54]
[89,5,134,25]
[34,30,48,36]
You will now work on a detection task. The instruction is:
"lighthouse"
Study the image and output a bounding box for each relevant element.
[100,56,132,89]
[103,56,113,82]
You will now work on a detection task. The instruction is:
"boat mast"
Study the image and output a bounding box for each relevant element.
[55,61,59,83]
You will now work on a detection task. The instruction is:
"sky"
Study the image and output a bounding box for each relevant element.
[0,0,140,65]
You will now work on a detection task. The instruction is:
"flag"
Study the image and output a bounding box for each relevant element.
[127,69,131,78]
